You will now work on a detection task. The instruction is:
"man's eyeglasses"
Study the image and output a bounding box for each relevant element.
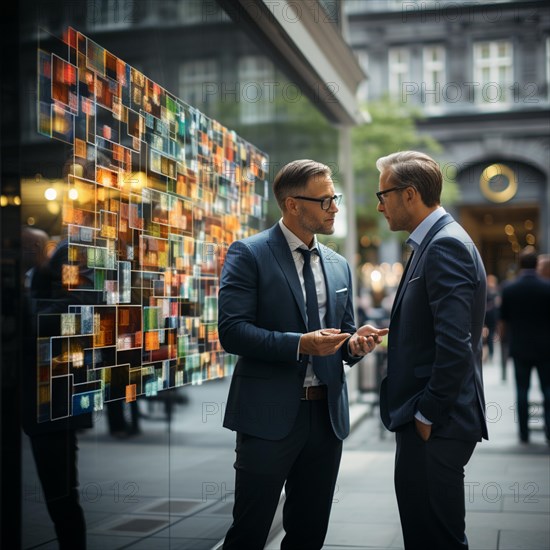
[376,186,411,204]
[292,193,343,211]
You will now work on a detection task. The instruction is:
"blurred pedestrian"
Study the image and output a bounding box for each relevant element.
[537,253,550,279]
[22,225,50,290]
[497,275,514,382]
[22,233,99,549]
[375,151,488,550]
[106,400,141,438]
[484,274,500,363]
[499,246,550,444]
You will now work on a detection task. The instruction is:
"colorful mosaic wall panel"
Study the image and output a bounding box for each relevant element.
[36,27,268,422]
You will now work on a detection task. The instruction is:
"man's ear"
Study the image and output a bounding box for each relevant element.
[404,186,418,205]
[285,197,299,215]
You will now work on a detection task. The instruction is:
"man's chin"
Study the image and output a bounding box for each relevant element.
[387,221,399,232]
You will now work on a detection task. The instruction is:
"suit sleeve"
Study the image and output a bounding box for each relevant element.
[416,237,483,425]
[218,240,302,362]
[340,262,360,366]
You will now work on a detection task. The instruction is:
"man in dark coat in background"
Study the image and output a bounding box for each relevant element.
[500,246,550,444]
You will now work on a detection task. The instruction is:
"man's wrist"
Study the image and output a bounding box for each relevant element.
[415,410,432,425]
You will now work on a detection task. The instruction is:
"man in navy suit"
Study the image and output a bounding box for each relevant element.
[376,151,488,550]
[500,247,550,444]
[219,159,387,549]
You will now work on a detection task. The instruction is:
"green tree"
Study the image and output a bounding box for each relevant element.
[352,96,459,253]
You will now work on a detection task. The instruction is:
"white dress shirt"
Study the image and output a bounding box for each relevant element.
[278,220,326,387]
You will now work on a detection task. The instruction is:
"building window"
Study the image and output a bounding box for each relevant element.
[177,1,230,24]
[344,0,372,14]
[388,48,410,100]
[87,0,135,28]
[179,59,218,115]
[237,56,275,124]
[345,0,405,13]
[473,41,513,106]
[422,46,445,107]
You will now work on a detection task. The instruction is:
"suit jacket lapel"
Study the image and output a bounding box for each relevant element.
[391,214,454,319]
[267,224,308,328]
[391,248,414,317]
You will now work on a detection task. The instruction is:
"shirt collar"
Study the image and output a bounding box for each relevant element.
[408,206,446,250]
[278,219,318,252]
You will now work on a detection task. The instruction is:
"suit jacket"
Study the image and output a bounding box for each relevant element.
[500,270,550,362]
[380,214,488,442]
[218,223,359,440]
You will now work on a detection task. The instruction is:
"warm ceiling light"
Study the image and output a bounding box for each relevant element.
[370,270,382,283]
[46,201,60,215]
[44,187,57,201]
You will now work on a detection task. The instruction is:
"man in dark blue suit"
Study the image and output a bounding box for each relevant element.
[219,159,387,549]
[376,151,488,550]
[500,247,550,444]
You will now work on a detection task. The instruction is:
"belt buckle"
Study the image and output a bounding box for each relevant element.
[302,386,311,400]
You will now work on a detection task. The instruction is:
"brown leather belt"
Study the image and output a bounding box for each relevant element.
[301,385,328,400]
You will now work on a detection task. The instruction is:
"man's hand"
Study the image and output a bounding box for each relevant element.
[299,329,350,356]
[415,417,432,441]
[348,325,389,357]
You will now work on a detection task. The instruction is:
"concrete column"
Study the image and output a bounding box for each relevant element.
[338,125,360,402]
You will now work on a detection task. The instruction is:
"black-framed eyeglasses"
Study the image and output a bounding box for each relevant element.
[376,186,410,204]
[292,193,342,211]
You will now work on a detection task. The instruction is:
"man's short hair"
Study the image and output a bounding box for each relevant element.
[518,246,538,269]
[376,151,442,207]
[272,159,332,211]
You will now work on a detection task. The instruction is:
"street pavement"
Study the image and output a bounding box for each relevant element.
[21,353,549,549]
[266,357,550,550]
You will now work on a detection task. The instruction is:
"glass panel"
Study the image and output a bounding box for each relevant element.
[180,59,218,113]
[238,55,275,124]
[473,41,513,105]
[497,41,509,58]
[389,48,410,98]
[22,20,270,550]
[18,2,342,548]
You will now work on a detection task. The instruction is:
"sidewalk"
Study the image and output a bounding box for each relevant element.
[22,355,548,549]
[265,359,550,550]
